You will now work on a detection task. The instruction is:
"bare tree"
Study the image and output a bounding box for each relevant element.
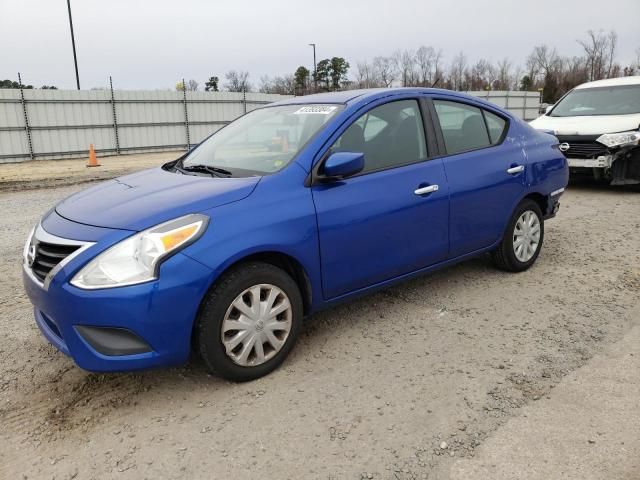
[578,30,617,81]
[354,61,381,89]
[224,70,251,92]
[187,79,199,91]
[372,56,396,88]
[606,30,618,77]
[393,49,418,87]
[494,58,512,90]
[415,46,440,86]
[527,45,561,81]
[469,58,496,90]
[511,65,523,90]
[448,52,467,91]
[259,75,295,95]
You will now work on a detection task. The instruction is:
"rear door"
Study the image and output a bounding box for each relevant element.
[311,98,449,299]
[429,98,526,257]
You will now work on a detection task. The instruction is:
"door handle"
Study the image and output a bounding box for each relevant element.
[414,184,439,195]
[507,165,525,175]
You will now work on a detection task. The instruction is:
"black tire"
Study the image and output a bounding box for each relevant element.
[196,262,303,382]
[491,199,544,272]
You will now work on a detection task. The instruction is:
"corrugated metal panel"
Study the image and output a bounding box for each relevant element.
[468,91,541,120]
[0,131,29,160]
[118,125,185,150]
[190,124,223,144]
[0,89,539,161]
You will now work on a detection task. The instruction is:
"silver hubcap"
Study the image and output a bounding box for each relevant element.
[221,284,292,367]
[513,210,541,262]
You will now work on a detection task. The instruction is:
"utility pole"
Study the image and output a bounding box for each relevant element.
[67,0,81,90]
[308,43,317,92]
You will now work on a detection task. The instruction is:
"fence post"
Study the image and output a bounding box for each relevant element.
[242,87,247,114]
[522,92,527,120]
[18,73,34,161]
[109,76,120,155]
[182,78,191,150]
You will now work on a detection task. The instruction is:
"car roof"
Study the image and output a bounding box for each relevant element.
[270,87,485,107]
[575,76,640,89]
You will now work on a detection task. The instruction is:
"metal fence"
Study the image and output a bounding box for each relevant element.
[467,90,542,121]
[0,88,540,163]
[0,86,292,163]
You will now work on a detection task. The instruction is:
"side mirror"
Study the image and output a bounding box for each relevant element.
[545,104,554,115]
[322,152,365,179]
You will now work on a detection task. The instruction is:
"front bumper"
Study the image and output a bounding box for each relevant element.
[566,156,612,169]
[23,230,214,372]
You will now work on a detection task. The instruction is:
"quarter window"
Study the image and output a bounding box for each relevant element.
[433,100,491,154]
[331,100,427,173]
[484,110,507,144]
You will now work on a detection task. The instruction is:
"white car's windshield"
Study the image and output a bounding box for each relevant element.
[180,104,342,176]
[550,85,640,117]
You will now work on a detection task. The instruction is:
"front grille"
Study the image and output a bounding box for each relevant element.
[31,241,80,282]
[558,140,609,159]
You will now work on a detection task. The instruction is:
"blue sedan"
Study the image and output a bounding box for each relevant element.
[22,88,568,381]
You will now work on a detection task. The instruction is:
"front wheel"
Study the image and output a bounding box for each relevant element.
[196,262,303,381]
[491,199,544,272]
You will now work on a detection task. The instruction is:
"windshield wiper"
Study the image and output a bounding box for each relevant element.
[180,164,233,177]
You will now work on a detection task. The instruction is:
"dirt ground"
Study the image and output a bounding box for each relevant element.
[0,151,181,192]
[0,168,639,479]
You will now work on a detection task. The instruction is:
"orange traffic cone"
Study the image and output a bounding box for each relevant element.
[86,144,100,167]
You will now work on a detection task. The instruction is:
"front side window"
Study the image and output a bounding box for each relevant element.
[550,85,640,117]
[330,100,427,173]
[181,104,342,176]
[433,100,491,155]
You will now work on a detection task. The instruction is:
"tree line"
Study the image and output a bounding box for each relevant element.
[3,29,637,103]
[0,79,57,89]
[179,29,638,103]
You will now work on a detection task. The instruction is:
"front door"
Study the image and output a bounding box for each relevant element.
[311,99,449,299]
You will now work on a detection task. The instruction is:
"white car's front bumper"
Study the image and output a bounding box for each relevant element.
[566,155,613,169]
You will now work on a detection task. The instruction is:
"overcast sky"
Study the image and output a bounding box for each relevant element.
[1,0,639,90]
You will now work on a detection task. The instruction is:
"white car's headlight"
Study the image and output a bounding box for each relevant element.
[71,214,208,290]
[596,131,640,148]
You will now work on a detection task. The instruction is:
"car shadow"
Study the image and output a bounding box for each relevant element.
[28,256,494,436]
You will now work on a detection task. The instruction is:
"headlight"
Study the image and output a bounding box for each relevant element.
[71,214,208,289]
[596,131,640,148]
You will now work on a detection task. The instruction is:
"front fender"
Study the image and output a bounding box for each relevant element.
[181,165,324,312]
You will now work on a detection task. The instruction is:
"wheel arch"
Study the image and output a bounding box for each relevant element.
[493,191,549,247]
[521,191,548,216]
[191,250,313,346]
[222,251,314,316]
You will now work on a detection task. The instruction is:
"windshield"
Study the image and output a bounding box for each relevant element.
[550,85,640,117]
[180,104,342,176]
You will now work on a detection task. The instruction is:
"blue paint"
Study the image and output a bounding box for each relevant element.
[23,88,568,372]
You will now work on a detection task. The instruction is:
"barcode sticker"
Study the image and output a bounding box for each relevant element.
[294,105,338,115]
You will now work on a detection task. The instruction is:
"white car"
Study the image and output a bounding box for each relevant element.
[530,76,640,185]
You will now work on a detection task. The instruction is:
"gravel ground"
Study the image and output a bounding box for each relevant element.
[0,152,179,192]
[0,179,638,479]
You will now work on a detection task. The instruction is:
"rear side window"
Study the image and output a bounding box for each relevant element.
[484,110,507,144]
[433,100,494,155]
[331,99,427,173]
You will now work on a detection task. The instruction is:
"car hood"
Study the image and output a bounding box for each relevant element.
[55,167,260,231]
[529,112,640,136]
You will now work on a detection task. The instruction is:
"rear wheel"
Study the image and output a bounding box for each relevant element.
[197,262,303,381]
[491,199,544,272]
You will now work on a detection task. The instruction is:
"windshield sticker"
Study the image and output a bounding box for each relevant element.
[294,105,338,115]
